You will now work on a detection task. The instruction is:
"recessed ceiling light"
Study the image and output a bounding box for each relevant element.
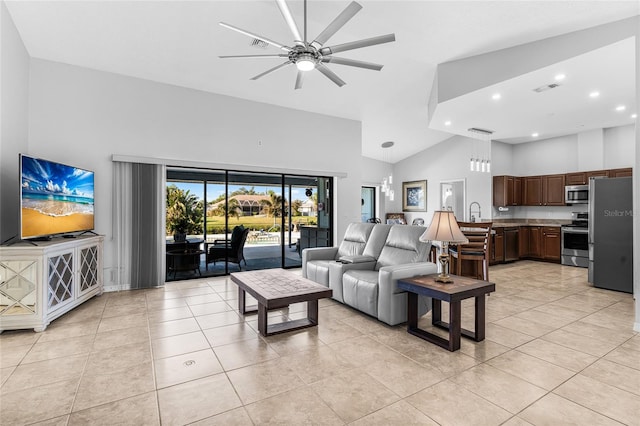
[632,113,638,119]
[589,91,600,98]
[615,105,626,112]
[532,132,539,138]
[554,74,566,81]
[492,93,501,100]
[444,121,452,126]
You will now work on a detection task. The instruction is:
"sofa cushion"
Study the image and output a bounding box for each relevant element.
[342,270,379,317]
[376,225,430,270]
[337,223,375,258]
[362,224,392,259]
[305,259,334,287]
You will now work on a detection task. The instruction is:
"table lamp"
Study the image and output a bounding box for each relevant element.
[419,211,468,283]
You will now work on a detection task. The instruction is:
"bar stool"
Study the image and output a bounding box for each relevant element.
[449,222,493,281]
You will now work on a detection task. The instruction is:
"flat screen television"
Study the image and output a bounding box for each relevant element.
[20,154,95,240]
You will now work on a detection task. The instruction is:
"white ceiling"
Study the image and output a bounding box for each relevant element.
[5,1,639,163]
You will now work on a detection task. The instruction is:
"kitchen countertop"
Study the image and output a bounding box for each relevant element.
[490,220,570,228]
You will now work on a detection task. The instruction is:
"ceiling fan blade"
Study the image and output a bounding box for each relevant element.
[321,56,383,71]
[250,61,292,80]
[275,0,303,44]
[219,54,289,59]
[319,33,396,55]
[295,70,305,90]
[312,1,362,47]
[315,63,346,87]
[219,22,292,52]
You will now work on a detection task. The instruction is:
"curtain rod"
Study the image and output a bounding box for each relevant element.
[112,155,348,179]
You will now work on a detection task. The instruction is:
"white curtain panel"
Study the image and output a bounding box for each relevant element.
[113,161,166,289]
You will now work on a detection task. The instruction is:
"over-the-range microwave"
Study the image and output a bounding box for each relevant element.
[565,184,589,204]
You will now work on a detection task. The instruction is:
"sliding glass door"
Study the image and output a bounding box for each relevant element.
[166,168,331,281]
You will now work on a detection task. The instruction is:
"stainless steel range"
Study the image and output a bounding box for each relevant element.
[561,212,588,267]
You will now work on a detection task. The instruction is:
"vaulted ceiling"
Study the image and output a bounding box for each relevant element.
[5,1,639,162]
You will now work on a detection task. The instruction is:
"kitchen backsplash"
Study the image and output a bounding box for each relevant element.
[491,205,580,220]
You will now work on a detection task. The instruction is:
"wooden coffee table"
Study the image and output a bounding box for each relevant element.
[230,269,333,337]
[397,274,495,351]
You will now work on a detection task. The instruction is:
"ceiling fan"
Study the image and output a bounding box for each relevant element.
[219,0,395,89]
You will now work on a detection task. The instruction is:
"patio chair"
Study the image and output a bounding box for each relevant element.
[206,225,249,270]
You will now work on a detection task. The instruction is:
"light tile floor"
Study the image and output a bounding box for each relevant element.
[1,261,638,425]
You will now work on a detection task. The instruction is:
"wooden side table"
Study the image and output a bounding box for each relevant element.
[397,274,495,351]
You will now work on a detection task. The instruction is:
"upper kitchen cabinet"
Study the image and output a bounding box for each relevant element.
[565,172,587,185]
[566,168,632,184]
[523,176,543,205]
[609,167,632,177]
[586,170,609,179]
[493,175,522,206]
[543,174,566,206]
[523,174,565,206]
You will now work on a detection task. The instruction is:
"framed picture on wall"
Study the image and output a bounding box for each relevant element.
[402,180,427,212]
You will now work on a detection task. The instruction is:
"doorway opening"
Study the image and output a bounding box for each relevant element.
[361,186,377,222]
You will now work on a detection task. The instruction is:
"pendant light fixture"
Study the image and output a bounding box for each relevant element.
[381,141,395,201]
[468,128,493,173]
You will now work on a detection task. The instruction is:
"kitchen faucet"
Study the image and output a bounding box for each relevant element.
[469,202,481,222]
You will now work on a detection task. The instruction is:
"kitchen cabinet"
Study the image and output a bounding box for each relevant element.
[490,228,504,265]
[566,168,631,184]
[565,172,587,185]
[493,176,522,207]
[609,167,632,178]
[586,170,609,179]
[542,227,561,262]
[518,226,542,258]
[529,226,543,258]
[523,176,543,206]
[543,174,566,206]
[519,227,530,257]
[523,174,565,206]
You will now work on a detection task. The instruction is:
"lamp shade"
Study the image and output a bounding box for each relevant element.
[420,211,469,244]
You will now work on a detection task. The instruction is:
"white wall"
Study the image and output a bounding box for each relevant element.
[0,1,30,242]
[512,134,578,175]
[491,141,514,176]
[390,135,492,225]
[27,59,362,285]
[604,125,636,168]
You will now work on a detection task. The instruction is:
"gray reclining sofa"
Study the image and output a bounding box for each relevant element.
[302,222,437,326]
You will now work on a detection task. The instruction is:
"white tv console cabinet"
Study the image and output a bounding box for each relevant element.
[0,235,104,333]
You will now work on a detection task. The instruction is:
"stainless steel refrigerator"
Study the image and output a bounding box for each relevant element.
[588,176,633,293]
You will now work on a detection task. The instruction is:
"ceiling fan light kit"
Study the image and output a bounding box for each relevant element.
[219,0,396,89]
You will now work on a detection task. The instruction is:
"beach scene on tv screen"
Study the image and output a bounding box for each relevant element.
[21,156,94,238]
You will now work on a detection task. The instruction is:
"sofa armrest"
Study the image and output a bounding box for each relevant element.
[302,247,339,277]
[378,262,438,295]
[377,262,438,325]
[338,255,376,264]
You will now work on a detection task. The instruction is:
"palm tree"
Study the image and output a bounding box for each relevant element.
[211,197,241,220]
[166,185,203,236]
[260,190,284,226]
[290,199,302,216]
